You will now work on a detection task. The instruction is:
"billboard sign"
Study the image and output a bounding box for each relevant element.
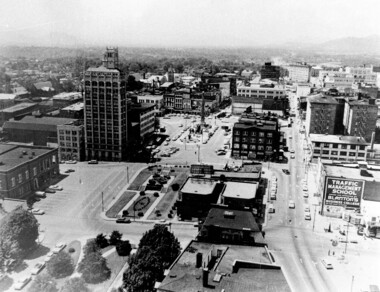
[324,177,364,209]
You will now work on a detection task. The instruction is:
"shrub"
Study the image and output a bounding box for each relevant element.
[79,252,111,284]
[139,191,146,196]
[68,248,75,253]
[168,214,173,218]
[138,212,144,217]
[109,230,122,246]
[153,192,159,197]
[122,210,129,217]
[116,240,132,257]
[171,183,180,191]
[95,233,109,249]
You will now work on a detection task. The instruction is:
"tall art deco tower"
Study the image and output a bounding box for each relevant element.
[84,48,128,161]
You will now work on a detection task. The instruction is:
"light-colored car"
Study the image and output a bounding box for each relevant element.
[290,154,295,159]
[288,200,295,209]
[66,160,77,164]
[49,185,63,191]
[304,212,311,220]
[304,205,310,212]
[302,185,308,191]
[44,251,54,262]
[270,194,276,200]
[52,243,66,254]
[31,209,45,215]
[303,191,309,198]
[321,258,333,269]
[163,141,169,146]
[31,262,45,275]
[14,276,31,290]
[290,149,295,154]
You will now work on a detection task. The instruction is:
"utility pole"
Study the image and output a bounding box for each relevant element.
[197,144,201,163]
[127,166,129,184]
[345,215,350,254]
[312,205,317,231]
[101,191,104,212]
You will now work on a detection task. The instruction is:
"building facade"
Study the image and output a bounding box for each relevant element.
[287,64,310,82]
[309,134,368,161]
[343,99,378,142]
[231,113,282,161]
[305,94,339,136]
[0,144,59,199]
[57,121,85,162]
[236,84,286,99]
[260,62,281,80]
[84,48,128,161]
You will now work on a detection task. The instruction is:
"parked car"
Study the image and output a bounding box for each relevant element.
[52,243,66,254]
[290,154,295,159]
[304,212,311,220]
[88,160,98,164]
[304,205,310,212]
[321,258,333,269]
[34,191,46,198]
[45,188,56,194]
[31,209,45,215]
[288,200,295,209]
[216,150,226,155]
[116,217,131,224]
[44,251,54,262]
[282,169,291,175]
[65,169,75,173]
[290,149,295,154]
[270,194,276,200]
[14,276,31,290]
[31,262,45,275]
[49,185,63,191]
[66,160,77,164]
[303,191,309,198]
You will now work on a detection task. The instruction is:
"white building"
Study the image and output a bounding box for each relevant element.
[237,84,286,99]
[345,65,377,85]
[286,64,310,82]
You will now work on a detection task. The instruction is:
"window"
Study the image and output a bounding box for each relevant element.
[349,152,356,157]
[315,142,321,147]
[242,137,248,143]
[350,145,356,150]
[340,151,347,156]
[322,143,330,148]
[233,143,240,149]
[250,132,256,136]
[11,177,15,187]
[234,137,240,142]
[249,145,256,150]
[358,153,365,157]
[18,174,22,183]
[341,145,347,149]
[266,146,272,151]
[250,138,256,143]
[258,145,264,151]
[242,144,248,149]
[267,133,273,138]
[331,151,338,155]
[243,131,248,136]
[258,138,265,144]
[359,145,366,150]
[25,170,29,179]
[322,150,329,155]
[234,130,240,135]
[33,167,37,176]
[332,144,338,148]
[259,132,265,137]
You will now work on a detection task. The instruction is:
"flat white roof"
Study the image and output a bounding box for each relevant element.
[181,178,217,195]
[222,182,258,200]
[0,93,17,100]
[310,134,368,145]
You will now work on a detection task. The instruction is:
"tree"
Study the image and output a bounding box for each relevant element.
[47,251,74,278]
[123,247,164,292]
[28,274,58,292]
[60,277,89,292]
[83,239,100,256]
[78,251,111,284]
[116,240,132,257]
[0,235,21,272]
[123,225,181,291]
[109,230,122,246]
[171,183,180,191]
[0,206,39,253]
[95,233,109,249]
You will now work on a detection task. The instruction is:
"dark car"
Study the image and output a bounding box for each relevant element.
[282,169,291,175]
[45,188,56,194]
[65,169,75,173]
[116,218,131,224]
[88,160,98,164]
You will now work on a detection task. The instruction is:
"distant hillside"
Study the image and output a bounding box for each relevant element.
[317,35,380,54]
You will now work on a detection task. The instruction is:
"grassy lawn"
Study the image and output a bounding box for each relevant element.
[88,249,129,292]
[148,171,188,220]
[127,168,151,190]
[125,192,159,219]
[105,191,137,218]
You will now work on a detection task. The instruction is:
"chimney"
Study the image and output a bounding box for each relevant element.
[371,132,376,150]
[196,252,203,268]
[202,268,209,287]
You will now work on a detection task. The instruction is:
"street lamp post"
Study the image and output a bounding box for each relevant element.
[101,191,104,212]
[312,205,317,232]
[344,215,351,254]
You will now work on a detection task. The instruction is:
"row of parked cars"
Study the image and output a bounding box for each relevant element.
[30,185,64,216]
[13,243,66,290]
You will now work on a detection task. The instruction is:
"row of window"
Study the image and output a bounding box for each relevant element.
[314,142,366,150]
[234,130,273,138]
[314,150,365,157]
[234,137,273,144]
[59,142,79,147]
[59,136,78,141]
[85,81,119,87]
[233,144,272,151]
[59,130,78,135]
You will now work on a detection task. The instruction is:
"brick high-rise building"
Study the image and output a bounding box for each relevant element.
[84,48,128,161]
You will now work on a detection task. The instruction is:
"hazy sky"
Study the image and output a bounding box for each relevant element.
[1,0,380,47]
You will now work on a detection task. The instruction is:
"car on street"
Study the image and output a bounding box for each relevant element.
[304,205,310,212]
[161,152,170,157]
[88,160,98,164]
[44,251,54,262]
[163,141,169,146]
[49,185,63,191]
[34,191,46,198]
[270,194,276,200]
[288,200,295,209]
[290,154,295,159]
[31,208,45,215]
[65,169,75,173]
[31,262,45,275]
[321,258,333,269]
[14,276,31,290]
[304,212,311,220]
[290,149,295,154]
[52,243,66,254]
[282,169,291,175]
[166,138,171,142]
[303,191,309,198]
[66,160,77,164]
[216,150,226,155]
[116,217,131,224]
[45,188,56,194]
[179,124,183,127]
[302,185,308,191]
